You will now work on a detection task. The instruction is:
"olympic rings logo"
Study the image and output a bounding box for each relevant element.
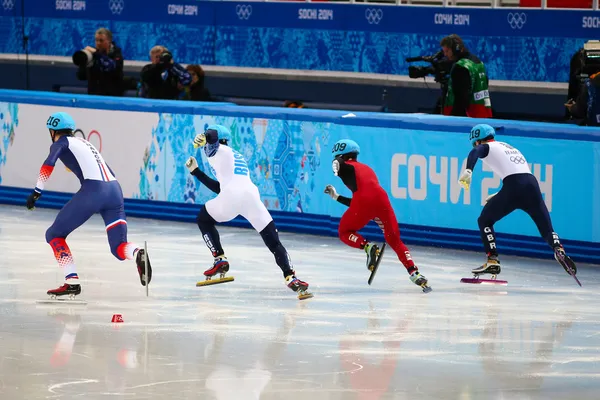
[510,156,525,164]
[2,0,15,11]
[74,129,103,153]
[236,4,252,20]
[507,12,526,29]
[365,8,383,25]
[109,0,124,15]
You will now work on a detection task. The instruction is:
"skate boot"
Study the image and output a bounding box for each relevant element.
[554,246,577,275]
[196,256,234,287]
[554,246,581,286]
[409,270,432,293]
[364,242,380,271]
[47,283,81,300]
[472,254,501,278]
[285,273,313,300]
[135,248,152,286]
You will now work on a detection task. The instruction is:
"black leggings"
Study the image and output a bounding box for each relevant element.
[197,206,294,278]
[478,173,561,255]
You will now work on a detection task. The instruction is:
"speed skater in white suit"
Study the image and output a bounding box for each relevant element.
[458,124,578,284]
[185,125,313,300]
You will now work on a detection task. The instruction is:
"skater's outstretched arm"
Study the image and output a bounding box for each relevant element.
[186,156,221,194]
[324,185,351,207]
[326,153,359,207]
[337,196,351,206]
[459,144,490,190]
[36,140,67,192]
[466,144,490,171]
[27,140,67,210]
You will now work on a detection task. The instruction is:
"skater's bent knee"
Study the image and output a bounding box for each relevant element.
[45,228,57,244]
[260,221,282,251]
[196,206,215,227]
[477,215,492,228]
[195,213,207,226]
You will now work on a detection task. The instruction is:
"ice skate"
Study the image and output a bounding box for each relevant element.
[409,270,432,293]
[365,242,380,271]
[135,248,152,286]
[37,282,87,305]
[554,246,581,287]
[36,283,87,305]
[472,255,501,276]
[285,274,313,300]
[367,242,386,285]
[196,256,235,287]
[47,283,81,299]
[461,255,507,285]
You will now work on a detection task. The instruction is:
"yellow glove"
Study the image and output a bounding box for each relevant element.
[185,156,198,173]
[193,133,206,148]
[458,169,472,190]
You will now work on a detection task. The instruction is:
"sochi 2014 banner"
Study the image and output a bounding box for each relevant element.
[0,1,598,81]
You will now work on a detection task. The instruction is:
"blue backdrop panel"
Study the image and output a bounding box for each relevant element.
[0,89,599,263]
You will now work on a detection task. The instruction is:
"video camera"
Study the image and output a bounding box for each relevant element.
[406,50,453,86]
[576,40,600,81]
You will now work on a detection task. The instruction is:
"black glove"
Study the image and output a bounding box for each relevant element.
[159,51,173,65]
[26,190,41,210]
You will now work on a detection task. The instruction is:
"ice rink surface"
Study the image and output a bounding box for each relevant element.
[0,204,599,400]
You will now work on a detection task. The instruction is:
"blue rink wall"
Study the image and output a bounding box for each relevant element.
[0,1,599,82]
[0,90,599,263]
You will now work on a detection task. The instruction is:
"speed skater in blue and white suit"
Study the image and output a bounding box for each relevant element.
[185,124,312,299]
[26,112,152,299]
[458,124,577,280]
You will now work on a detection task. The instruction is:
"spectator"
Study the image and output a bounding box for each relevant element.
[140,46,191,100]
[183,64,212,101]
[440,34,492,118]
[565,71,600,126]
[73,28,124,96]
[284,100,304,108]
[566,47,586,119]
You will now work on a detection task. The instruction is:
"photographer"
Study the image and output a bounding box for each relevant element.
[183,64,212,102]
[140,46,192,100]
[565,71,600,126]
[440,34,492,118]
[73,28,124,96]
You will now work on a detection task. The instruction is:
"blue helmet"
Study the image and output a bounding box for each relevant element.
[469,124,495,147]
[332,139,360,158]
[46,112,76,131]
[205,124,232,143]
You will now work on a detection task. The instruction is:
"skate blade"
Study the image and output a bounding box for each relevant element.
[565,268,582,287]
[367,243,386,286]
[557,256,582,287]
[298,291,314,300]
[196,276,235,287]
[461,277,507,286]
[571,274,583,287]
[36,298,87,305]
[421,285,433,293]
